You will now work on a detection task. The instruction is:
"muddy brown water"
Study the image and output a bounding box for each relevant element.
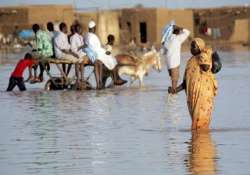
[0,47,250,175]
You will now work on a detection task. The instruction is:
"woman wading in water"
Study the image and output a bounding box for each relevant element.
[169,38,218,130]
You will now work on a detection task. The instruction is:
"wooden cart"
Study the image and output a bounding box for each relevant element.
[42,58,93,91]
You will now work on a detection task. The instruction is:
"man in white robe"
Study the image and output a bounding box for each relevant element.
[70,24,86,81]
[83,20,127,89]
[54,22,83,81]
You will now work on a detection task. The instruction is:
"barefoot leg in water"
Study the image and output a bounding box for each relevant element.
[94,60,103,89]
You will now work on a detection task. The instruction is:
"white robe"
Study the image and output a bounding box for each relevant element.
[163,29,190,69]
[70,33,86,58]
[84,32,117,70]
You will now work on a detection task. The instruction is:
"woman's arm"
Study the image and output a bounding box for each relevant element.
[176,80,186,93]
[168,80,186,94]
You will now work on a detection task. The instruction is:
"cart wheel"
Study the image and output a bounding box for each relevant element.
[44,80,53,91]
[45,78,65,90]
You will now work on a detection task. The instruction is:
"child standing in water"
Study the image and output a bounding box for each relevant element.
[6,53,37,91]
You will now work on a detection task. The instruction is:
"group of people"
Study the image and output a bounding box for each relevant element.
[161,22,219,130]
[6,20,220,130]
[6,20,127,92]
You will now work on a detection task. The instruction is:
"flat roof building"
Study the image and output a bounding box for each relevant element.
[76,8,194,47]
[0,5,248,45]
[0,5,74,35]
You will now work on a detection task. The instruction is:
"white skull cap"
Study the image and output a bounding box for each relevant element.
[88,20,96,29]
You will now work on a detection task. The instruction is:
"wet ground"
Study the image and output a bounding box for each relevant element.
[0,46,250,175]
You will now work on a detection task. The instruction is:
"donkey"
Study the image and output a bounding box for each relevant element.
[117,48,162,87]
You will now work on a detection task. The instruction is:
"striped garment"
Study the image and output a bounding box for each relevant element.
[161,20,175,45]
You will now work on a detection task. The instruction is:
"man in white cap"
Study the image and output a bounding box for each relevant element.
[83,20,127,89]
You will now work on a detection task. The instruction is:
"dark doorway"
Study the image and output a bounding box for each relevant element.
[127,22,132,33]
[140,22,147,43]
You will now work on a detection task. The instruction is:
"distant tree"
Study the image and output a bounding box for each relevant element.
[134,3,144,8]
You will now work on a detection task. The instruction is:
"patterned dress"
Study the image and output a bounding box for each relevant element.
[184,48,218,129]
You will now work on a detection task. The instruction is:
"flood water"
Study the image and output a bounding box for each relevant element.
[0,46,250,175]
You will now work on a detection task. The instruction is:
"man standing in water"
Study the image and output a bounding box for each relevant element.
[162,24,190,93]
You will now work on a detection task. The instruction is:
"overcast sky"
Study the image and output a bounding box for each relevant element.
[0,0,249,9]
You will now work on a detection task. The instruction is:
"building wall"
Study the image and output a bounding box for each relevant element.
[120,8,157,46]
[27,5,74,29]
[0,7,29,35]
[97,11,120,45]
[75,12,97,32]
[193,7,250,41]
[0,5,74,35]
[230,19,250,43]
[2,6,248,45]
[156,8,194,44]
[0,7,29,25]
[75,11,120,45]
[119,8,193,46]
